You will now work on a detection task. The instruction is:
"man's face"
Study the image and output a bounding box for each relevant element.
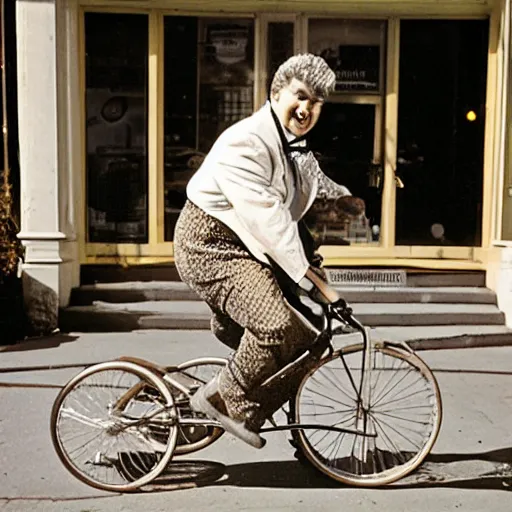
[271,78,324,137]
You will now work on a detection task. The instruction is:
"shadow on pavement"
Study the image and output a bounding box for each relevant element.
[153,447,512,492]
[142,460,226,493]
[427,447,512,464]
[0,334,79,353]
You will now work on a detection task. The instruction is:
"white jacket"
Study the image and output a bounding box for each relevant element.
[187,102,349,283]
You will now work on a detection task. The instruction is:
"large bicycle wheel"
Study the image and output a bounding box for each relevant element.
[292,343,442,486]
[51,361,178,492]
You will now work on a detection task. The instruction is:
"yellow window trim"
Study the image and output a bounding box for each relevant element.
[80,9,497,269]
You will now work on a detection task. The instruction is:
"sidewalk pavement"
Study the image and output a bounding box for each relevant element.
[0,330,511,511]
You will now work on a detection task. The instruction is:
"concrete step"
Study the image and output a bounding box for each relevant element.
[402,271,485,288]
[80,265,486,288]
[70,281,497,306]
[60,300,506,333]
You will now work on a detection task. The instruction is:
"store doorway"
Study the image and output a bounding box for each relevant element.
[307,102,382,245]
[395,19,489,246]
[304,18,386,246]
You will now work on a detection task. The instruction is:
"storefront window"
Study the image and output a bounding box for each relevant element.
[396,20,488,246]
[267,22,295,95]
[309,19,383,94]
[163,16,254,241]
[306,19,385,245]
[198,19,254,152]
[85,13,148,243]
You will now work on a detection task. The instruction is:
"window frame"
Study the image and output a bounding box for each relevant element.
[80,8,496,271]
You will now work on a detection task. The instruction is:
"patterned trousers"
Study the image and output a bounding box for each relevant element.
[174,201,317,430]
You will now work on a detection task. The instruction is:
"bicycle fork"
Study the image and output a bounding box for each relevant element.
[338,321,375,466]
[356,326,375,464]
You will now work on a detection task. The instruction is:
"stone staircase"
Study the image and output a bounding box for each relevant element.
[59,267,512,348]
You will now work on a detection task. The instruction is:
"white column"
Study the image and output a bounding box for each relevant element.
[16,0,80,334]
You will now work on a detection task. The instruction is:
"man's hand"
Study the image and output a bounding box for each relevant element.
[305,267,339,304]
[335,196,366,217]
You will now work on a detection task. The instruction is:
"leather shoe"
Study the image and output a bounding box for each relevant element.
[190,376,266,449]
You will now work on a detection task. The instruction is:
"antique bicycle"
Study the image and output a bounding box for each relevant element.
[50,298,442,492]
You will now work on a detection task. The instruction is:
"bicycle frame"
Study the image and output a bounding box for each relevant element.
[157,299,380,439]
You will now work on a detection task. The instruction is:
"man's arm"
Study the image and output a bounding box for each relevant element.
[306,267,340,303]
[314,159,351,200]
[310,156,366,217]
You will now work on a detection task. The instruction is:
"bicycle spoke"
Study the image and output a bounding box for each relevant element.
[376,386,434,410]
[369,352,385,400]
[378,403,434,413]
[314,365,358,404]
[67,431,105,458]
[371,412,423,452]
[301,408,356,417]
[309,428,332,448]
[59,425,104,450]
[371,415,408,465]
[374,410,431,426]
[370,355,398,402]
[325,433,343,463]
[299,398,337,410]
[373,412,429,444]
[302,385,355,409]
[371,360,412,407]
[372,371,426,409]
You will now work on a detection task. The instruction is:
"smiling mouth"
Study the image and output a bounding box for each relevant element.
[293,111,309,126]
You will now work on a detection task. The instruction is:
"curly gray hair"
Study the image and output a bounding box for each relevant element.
[270,53,336,99]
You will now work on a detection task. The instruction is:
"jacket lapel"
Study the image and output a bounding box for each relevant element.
[267,104,318,217]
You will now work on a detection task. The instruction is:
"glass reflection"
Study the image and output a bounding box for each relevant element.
[163,17,254,240]
[85,13,149,243]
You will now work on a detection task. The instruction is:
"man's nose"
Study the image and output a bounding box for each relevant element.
[297,101,312,117]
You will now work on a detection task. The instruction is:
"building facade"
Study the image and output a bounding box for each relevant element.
[15,0,512,332]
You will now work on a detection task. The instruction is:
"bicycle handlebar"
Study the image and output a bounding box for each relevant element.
[325,299,365,333]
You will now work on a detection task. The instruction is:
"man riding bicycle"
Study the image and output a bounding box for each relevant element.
[174,53,365,449]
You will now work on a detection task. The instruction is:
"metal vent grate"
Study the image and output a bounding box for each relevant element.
[326,269,407,287]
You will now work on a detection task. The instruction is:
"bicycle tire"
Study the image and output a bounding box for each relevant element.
[292,343,442,486]
[50,361,178,492]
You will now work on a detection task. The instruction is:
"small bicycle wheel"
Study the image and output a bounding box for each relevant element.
[292,343,442,486]
[171,358,226,455]
[51,361,178,492]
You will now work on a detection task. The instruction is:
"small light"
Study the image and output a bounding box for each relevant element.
[431,223,445,240]
[466,110,477,122]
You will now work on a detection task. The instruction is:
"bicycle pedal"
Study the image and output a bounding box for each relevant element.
[86,452,115,468]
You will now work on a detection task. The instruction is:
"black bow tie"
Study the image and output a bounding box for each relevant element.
[288,139,310,154]
[270,106,310,156]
